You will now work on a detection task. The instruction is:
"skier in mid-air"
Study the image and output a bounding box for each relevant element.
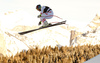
[36,4,54,27]
[18,4,66,35]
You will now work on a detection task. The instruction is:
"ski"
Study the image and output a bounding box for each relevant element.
[18,20,66,35]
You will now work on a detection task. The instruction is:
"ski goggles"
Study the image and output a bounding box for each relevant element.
[36,5,41,10]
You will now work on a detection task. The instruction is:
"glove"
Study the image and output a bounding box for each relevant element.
[37,14,41,18]
[38,21,42,25]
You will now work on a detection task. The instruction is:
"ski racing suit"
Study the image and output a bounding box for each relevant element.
[40,6,54,26]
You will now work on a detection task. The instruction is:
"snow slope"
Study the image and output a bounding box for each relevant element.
[0,0,100,56]
[0,10,70,56]
[0,10,99,57]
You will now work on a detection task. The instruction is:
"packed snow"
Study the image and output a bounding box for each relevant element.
[0,0,100,56]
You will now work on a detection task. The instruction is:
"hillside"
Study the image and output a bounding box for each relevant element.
[0,10,100,57]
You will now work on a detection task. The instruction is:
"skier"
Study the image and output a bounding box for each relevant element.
[36,4,54,27]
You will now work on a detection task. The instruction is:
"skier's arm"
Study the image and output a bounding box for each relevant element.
[37,6,45,18]
[37,14,41,18]
[40,6,48,17]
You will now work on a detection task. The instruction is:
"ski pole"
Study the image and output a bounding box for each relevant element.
[53,15,63,20]
[41,15,63,20]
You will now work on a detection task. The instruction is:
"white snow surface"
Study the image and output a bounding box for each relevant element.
[0,10,71,56]
[0,0,100,56]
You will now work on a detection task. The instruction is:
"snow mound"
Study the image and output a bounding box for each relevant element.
[71,14,100,46]
[0,10,100,57]
[0,10,70,56]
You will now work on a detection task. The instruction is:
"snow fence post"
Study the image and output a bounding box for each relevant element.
[70,30,76,46]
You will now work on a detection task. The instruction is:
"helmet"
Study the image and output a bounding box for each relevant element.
[36,4,41,10]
